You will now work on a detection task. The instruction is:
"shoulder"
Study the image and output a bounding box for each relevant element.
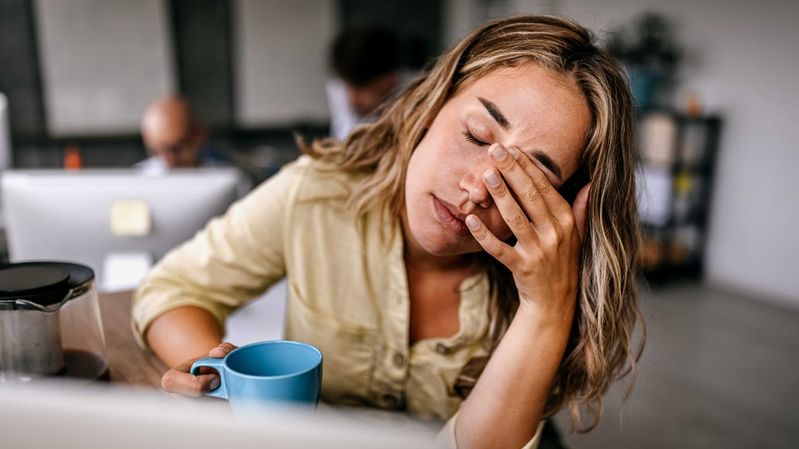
[242,155,367,219]
[289,155,366,205]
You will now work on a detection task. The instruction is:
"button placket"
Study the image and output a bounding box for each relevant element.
[374,222,414,405]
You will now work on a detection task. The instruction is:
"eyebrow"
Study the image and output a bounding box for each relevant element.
[529,150,562,180]
[478,97,510,130]
[477,96,563,181]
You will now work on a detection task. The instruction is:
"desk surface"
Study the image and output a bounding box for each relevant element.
[99,290,166,388]
[89,290,442,439]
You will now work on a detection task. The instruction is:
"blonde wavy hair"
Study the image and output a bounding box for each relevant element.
[300,15,644,432]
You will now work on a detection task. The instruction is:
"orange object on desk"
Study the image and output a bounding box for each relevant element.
[64,144,82,170]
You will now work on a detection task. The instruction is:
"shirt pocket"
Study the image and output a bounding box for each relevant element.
[285,280,378,404]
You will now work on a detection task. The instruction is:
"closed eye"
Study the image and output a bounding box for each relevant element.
[462,130,489,147]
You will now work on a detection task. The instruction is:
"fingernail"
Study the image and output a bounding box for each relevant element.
[209,376,220,390]
[506,146,519,160]
[484,170,500,188]
[489,144,507,161]
[465,215,480,230]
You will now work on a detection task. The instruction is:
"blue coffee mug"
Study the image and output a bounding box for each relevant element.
[190,340,323,410]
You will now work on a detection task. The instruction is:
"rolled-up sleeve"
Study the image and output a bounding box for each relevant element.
[131,160,305,349]
[435,412,543,449]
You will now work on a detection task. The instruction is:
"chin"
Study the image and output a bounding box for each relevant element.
[418,239,457,257]
[410,223,477,257]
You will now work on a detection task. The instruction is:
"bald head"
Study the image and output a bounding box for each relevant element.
[141,96,205,168]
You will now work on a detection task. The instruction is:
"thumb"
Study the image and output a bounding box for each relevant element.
[572,183,591,241]
[208,341,238,358]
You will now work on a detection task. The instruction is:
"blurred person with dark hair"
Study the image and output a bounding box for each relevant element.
[137,96,224,174]
[327,26,402,140]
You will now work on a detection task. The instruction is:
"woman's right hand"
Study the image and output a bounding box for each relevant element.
[160,342,238,396]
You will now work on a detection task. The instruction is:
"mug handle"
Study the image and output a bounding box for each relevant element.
[190,357,228,400]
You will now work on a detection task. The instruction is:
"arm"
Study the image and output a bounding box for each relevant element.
[455,302,573,449]
[458,143,590,449]
[139,300,230,395]
[132,161,305,380]
[145,306,224,368]
[148,307,233,397]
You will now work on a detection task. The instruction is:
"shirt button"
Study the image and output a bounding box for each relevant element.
[392,352,405,367]
[435,343,450,355]
[381,393,400,409]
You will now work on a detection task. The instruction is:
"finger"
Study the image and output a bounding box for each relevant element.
[464,214,519,269]
[171,357,216,376]
[208,342,237,358]
[173,357,196,372]
[170,354,215,376]
[161,369,220,397]
[482,165,539,249]
[572,183,591,240]
[489,144,556,233]
[505,146,572,223]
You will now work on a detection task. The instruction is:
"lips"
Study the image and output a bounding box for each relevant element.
[432,196,471,237]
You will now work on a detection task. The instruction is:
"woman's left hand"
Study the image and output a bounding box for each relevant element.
[464,143,591,319]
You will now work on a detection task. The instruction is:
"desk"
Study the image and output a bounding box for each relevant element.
[94,291,443,441]
[98,290,165,387]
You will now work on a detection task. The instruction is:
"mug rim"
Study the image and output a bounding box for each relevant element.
[222,340,323,380]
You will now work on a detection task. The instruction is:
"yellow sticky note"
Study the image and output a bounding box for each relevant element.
[109,199,151,237]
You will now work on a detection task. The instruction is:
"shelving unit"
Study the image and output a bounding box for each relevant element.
[636,109,722,282]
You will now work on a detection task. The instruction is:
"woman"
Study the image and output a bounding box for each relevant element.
[133,15,643,449]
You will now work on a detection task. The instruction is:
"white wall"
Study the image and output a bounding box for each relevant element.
[233,0,335,127]
[34,0,174,136]
[446,0,799,305]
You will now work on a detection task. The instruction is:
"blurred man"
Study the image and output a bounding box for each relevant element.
[327,26,402,140]
[137,96,220,174]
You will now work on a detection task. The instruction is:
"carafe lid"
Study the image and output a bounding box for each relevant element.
[0,261,94,306]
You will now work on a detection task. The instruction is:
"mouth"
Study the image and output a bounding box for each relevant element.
[432,195,471,237]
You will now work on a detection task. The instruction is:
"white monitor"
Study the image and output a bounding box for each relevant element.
[0,92,11,170]
[1,168,242,291]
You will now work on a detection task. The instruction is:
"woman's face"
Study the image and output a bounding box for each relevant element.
[404,63,591,258]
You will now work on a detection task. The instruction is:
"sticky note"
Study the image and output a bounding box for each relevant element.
[109,199,151,237]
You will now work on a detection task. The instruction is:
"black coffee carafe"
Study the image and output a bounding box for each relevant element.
[0,261,108,382]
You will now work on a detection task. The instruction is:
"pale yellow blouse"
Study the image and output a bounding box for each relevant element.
[132,156,541,448]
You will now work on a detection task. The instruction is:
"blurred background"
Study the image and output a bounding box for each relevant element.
[0,0,797,448]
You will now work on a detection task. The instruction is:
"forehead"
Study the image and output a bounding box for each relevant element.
[454,64,590,176]
[143,120,192,148]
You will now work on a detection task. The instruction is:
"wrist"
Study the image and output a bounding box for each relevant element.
[516,295,576,329]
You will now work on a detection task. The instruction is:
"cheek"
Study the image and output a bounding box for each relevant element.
[427,128,463,159]
[479,207,513,241]
[410,137,466,181]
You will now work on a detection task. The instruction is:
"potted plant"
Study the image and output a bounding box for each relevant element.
[606,13,683,109]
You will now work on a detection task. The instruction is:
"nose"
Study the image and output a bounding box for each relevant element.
[459,165,492,209]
